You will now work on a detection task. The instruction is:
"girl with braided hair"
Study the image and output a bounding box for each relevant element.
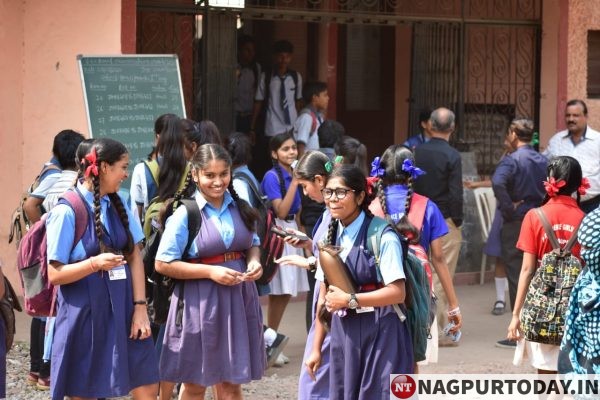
[306,164,413,399]
[369,144,462,359]
[46,138,159,400]
[260,132,309,364]
[155,144,265,399]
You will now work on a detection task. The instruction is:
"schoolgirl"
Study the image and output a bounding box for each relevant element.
[276,150,333,399]
[155,144,265,399]
[261,133,309,358]
[130,113,177,221]
[507,156,586,373]
[333,135,369,176]
[307,164,414,399]
[46,138,159,400]
[370,145,462,361]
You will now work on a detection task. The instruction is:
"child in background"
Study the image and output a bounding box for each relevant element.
[261,133,309,365]
[293,81,329,156]
[334,136,369,177]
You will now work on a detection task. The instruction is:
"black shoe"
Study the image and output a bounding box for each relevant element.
[495,339,517,349]
[266,333,289,368]
[491,300,506,316]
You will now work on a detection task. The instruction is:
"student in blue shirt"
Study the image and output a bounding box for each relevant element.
[307,164,413,399]
[155,144,265,399]
[261,133,308,364]
[46,138,158,400]
[370,144,462,357]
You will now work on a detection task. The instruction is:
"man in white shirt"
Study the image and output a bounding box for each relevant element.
[544,99,600,213]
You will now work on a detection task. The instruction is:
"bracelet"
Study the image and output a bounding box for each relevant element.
[447,306,461,317]
[133,300,147,306]
[89,256,98,272]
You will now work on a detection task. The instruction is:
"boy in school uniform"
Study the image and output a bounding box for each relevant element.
[293,81,329,157]
[235,35,261,134]
[250,40,303,176]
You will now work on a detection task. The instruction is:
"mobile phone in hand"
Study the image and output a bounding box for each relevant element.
[270,226,309,241]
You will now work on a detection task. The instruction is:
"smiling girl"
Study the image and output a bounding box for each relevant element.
[46,138,159,400]
[155,144,265,400]
[306,164,414,399]
[261,133,309,363]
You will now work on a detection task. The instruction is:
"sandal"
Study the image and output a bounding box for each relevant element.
[491,300,505,316]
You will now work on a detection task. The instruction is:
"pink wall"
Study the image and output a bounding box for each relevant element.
[538,0,560,149]
[568,0,600,129]
[0,0,122,285]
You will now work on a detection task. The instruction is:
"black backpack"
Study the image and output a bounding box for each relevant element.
[233,171,284,285]
[142,198,201,325]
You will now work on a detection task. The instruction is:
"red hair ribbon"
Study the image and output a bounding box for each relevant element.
[543,177,566,197]
[579,177,591,196]
[84,147,99,178]
[366,176,379,197]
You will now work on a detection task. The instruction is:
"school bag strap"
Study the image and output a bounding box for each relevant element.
[407,193,428,232]
[143,159,160,202]
[174,198,202,327]
[534,207,580,253]
[365,216,407,322]
[62,190,89,245]
[233,171,266,205]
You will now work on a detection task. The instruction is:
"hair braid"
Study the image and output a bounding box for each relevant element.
[228,182,259,231]
[396,177,420,244]
[108,193,134,255]
[273,160,287,199]
[92,174,106,253]
[325,218,338,246]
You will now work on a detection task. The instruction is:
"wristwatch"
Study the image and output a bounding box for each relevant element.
[348,293,359,309]
[307,256,317,272]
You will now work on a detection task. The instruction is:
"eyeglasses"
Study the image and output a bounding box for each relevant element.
[321,187,355,200]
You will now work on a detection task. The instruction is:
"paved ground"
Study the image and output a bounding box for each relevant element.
[8,282,533,399]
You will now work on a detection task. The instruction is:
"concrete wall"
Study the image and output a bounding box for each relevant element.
[0,0,122,286]
[538,0,560,149]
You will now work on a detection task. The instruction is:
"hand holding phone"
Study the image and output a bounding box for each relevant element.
[270,226,309,241]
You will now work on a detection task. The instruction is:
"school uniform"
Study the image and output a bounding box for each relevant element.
[298,210,332,400]
[256,71,303,136]
[315,212,414,399]
[129,161,150,223]
[512,195,584,371]
[156,190,266,386]
[261,167,309,296]
[46,183,158,400]
[382,184,447,364]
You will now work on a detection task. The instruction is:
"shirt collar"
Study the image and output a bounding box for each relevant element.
[563,126,590,140]
[193,189,234,213]
[336,211,366,240]
[385,184,409,196]
[76,181,111,207]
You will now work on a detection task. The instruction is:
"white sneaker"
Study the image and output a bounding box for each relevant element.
[274,353,286,367]
[279,353,290,364]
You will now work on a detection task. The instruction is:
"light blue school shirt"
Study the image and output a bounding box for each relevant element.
[46,183,144,264]
[315,211,405,285]
[156,190,260,263]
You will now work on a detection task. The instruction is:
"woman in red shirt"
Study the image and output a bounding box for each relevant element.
[507,156,588,373]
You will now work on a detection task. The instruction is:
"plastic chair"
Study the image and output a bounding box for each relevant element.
[473,187,496,285]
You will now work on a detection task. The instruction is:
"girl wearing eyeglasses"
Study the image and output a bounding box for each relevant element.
[305,164,414,399]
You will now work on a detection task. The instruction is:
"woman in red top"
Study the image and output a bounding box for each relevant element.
[507,156,587,373]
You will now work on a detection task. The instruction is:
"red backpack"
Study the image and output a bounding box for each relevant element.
[370,193,434,289]
[17,190,88,316]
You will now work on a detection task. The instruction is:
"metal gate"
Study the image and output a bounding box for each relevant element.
[410,19,540,175]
